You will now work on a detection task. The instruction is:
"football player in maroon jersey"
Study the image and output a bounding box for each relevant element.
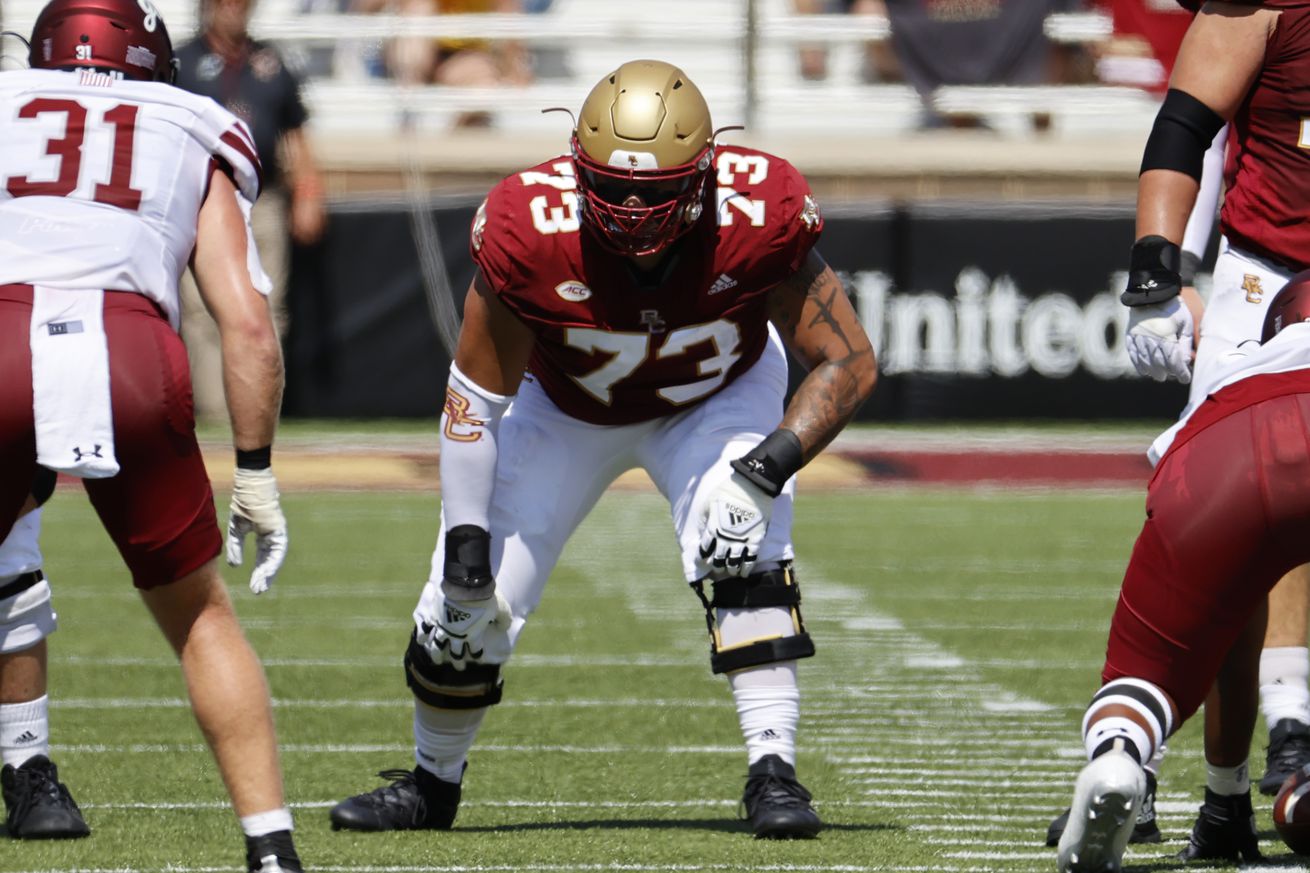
[1074,1,1310,864]
[1058,272,1310,871]
[331,59,876,839]
[0,0,298,868]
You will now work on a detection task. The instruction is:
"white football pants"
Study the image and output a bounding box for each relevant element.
[1189,238,1296,406]
[414,328,795,652]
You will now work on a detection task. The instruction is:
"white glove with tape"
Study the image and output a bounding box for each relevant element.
[420,588,513,670]
[226,467,288,594]
[697,472,773,577]
[1126,297,1195,384]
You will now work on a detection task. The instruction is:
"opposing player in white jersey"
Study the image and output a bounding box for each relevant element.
[0,1,298,869]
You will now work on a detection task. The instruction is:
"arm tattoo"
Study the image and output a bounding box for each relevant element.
[770,254,876,463]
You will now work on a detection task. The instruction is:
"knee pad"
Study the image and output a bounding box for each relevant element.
[0,570,56,655]
[404,629,503,709]
[691,563,816,675]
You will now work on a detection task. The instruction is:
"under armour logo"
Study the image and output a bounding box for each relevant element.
[73,444,104,461]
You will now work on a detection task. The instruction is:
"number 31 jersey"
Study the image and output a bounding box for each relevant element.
[471,145,823,425]
[0,68,266,327]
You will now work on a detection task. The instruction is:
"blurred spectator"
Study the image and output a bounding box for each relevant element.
[882,0,1074,129]
[354,0,533,128]
[175,0,328,421]
[792,0,900,84]
[1093,0,1192,92]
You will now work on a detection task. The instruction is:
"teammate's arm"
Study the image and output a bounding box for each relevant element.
[766,249,877,464]
[1123,4,1273,382]
[192,166,288,593]
[1136,4,1273,244]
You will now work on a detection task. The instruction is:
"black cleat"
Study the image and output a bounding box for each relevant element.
[1,755,89,839]
[1046,769,1161,846]
[330,767,461,831]
[741,755,822,839]
[1260,719,1310,796]
[245,830,302,873]
[1177,787,1263,862]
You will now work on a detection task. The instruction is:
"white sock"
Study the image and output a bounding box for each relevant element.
[240,807,293,837]
[414,704,486,783]
[729,664,799,766]
[0,695,49,768]
[1206,760,1250,796]
[1260,646,1310,728]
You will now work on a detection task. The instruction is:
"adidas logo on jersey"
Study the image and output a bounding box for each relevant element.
[709,274,738,295]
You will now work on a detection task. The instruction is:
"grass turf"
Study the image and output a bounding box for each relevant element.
[4,487,1297,871]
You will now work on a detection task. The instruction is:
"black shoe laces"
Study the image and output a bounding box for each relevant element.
[1269,730,1310,767]
[359,769,428,818]
[741,770,814,818]
[5,762,74,816]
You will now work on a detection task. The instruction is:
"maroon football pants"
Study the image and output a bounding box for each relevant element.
[1104,391,1310,722]
[0,285,221,588]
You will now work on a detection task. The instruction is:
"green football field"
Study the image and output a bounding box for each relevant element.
[6,485,1303,872]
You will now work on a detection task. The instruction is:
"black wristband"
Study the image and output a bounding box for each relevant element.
[442,524,496,600]
[1121,235,1183,307]
[1179,249,1201,286]
[730,429,804,498]
[236,446,272,470]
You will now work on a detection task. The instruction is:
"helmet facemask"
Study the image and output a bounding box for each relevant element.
[572,135,712,257]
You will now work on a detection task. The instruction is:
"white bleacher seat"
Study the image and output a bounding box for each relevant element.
[0,1,1152,141]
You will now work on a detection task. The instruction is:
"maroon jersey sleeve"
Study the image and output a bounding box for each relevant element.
[713,147,824,286]
[1220,6,1310,269]
[470,177,528,294]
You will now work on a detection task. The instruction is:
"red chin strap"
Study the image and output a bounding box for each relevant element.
[572,138,712,256]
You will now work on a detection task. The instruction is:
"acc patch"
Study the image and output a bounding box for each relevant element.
[800,194,821,231]
[555,280,592,303]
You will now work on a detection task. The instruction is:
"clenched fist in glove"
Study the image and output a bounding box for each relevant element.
[420,587,513,670]
[426,524,512,669]
[1126,296,1195,383]
[226,467,288,594]
[698,472,774,577]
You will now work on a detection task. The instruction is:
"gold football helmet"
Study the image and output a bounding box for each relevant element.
[571,59,715,256]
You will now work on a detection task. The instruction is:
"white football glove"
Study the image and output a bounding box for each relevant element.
[697,472,773,577]
[226,467,288,595]
[1126,297,1195,384]
[420,588,513,670]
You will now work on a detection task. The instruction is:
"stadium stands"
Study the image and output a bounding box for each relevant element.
[2,0,1153,137]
